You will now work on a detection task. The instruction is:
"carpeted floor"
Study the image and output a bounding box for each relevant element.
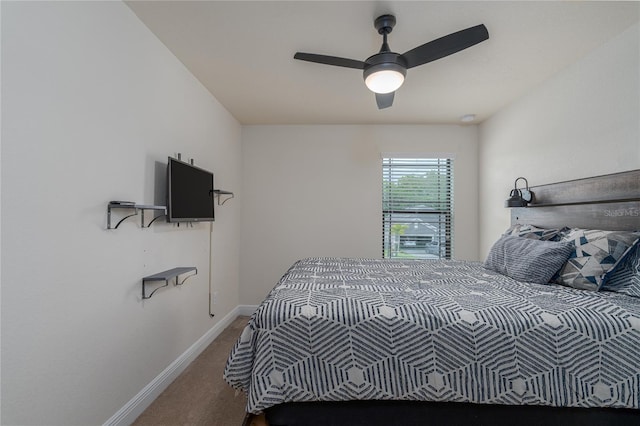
[132,315,265,426]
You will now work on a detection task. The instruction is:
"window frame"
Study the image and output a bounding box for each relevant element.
[382,156,454,260]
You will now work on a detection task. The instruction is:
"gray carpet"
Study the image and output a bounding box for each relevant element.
[133,316,254,426]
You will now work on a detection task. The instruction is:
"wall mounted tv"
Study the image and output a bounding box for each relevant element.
[167,156,215,223]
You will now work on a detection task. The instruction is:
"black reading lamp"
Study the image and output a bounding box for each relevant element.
[505,177,534,207]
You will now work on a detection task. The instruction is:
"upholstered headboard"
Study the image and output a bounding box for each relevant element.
[511,169,639,231]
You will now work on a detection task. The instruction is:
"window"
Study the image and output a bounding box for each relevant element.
[382,157,453,260]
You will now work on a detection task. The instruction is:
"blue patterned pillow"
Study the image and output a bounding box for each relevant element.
[504,224,565,241]
[557,229,640,291]
[602,242,640,297]
[484,235,574,284]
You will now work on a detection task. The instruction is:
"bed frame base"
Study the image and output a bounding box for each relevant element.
[266,400,639,426]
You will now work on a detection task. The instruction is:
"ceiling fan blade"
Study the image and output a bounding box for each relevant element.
[376,92,394,109]
[294,52,366,70]
[402,24,489,69]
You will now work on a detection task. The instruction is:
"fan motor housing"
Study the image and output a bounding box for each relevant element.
[364,52,408,74]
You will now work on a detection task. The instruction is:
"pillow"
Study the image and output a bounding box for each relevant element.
[484,235,574,284]
[601,242,640,297]
[556,229,640,291]
[503,224,565,241]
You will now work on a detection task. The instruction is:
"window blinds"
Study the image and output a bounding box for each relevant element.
[382,157,454,259]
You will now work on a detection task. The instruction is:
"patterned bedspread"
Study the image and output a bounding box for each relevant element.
[224,258,640,413]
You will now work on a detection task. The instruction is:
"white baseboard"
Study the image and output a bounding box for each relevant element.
[237,304,258,316]
[103,305,249,426]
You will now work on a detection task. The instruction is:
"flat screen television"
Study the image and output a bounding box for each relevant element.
[167,156,215,223]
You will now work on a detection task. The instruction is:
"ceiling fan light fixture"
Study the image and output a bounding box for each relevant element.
[363,64,406,94]
[294,14,488,109]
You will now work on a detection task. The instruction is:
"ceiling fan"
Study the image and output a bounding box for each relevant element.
[294,15,489,109]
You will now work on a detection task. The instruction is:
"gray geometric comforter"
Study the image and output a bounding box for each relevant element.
[224,258,640,413]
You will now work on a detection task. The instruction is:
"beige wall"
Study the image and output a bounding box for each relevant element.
[240,125,479,304]
[478,23,640,258]
[1,2,241,424]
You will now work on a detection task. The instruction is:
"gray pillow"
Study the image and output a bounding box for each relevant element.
[504,224,565,241]
[484,235,574,284]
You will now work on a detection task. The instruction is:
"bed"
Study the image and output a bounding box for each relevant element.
[224,170,640,425]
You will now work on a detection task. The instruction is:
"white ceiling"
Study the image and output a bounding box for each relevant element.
[126,1,639,125]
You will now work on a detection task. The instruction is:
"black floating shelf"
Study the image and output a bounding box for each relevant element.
[107,202,167,229]
[142,267,197,299]
[213,189,234,206]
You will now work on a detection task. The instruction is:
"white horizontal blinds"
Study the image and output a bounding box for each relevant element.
[382,157,454,260]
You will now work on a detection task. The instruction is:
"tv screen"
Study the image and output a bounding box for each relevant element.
[167,157,214,223]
